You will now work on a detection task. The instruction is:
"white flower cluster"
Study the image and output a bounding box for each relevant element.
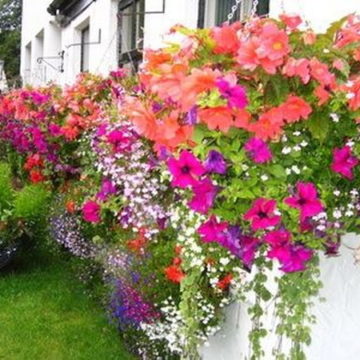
[140,297,185,355]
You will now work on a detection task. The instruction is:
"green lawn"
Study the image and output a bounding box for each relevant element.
[0,250,133,360]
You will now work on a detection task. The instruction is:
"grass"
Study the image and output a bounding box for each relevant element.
[0,248,133,360]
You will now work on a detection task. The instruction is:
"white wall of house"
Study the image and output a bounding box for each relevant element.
[20,0,360,84]
[21,0,120,86]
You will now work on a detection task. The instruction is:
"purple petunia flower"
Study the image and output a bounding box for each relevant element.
[204,150,227,174]
[185,106,198,125]
[244,137,273,164]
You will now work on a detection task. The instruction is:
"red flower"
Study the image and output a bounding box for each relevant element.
[24,153,44,170]
[217,274,233,290]
[29,169,45,183]
[66,200,76,213]
[164,265,185,283]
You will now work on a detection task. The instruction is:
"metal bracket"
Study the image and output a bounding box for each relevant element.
[119,0,165,15]
[37,50,65,73]
[66,28,102,49]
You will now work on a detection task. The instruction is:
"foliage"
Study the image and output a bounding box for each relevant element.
[0,0,21,84]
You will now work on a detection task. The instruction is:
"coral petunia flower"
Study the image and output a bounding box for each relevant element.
[284,182,324,221]
[82,201,101,223]
[167,150,205,188]
[149,63,187,104]
[302,31,316,45]
[244,137,273,164]
[282,58,310,84]
[244,198,281,231]
[198,215,228,243]
[212,23,242,55]
[249,107,284,140]
[198,106,235,133]
[188,177,219,214]
[330,145,359,180]
[314,85,330,106]
[309,58,335,87]
[280,95,312,123]
[181,68,219,111]
[279,13,302,30]
[256,23,290,61]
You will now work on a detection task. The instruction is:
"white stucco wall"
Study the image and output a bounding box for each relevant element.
[202,234,360,360]
[21,0,119,86]
[270,0,360,32]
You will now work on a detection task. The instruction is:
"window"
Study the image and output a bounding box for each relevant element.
[80,25,90,72]
[118,0,145,70]
[198,0,270,28]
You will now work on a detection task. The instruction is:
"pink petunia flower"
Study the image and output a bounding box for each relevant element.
[244,137,273,163]
[167,150,205,188]
[330,145,359,180]
[284,182,324,221]
[244,198,281,230]
[197,215,228,243]
[188,178,219,214]
[82,201,101,223]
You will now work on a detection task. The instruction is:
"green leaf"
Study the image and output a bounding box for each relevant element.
[307,111,330,143]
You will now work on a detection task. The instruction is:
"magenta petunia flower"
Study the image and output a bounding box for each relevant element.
[197,215,228,243]
[268,243,313,273]
[244,137,273,163]
[244,198,281,230]
[167,150,205,188]
[263,229,291,247]
[107,130,132,152]
[284,182,324,221]
[188,177,218,214]
[82,201,101,223]
[330,145,359,180]
[97,179,117,202]
[216,78,248,109]
[204,150,227,174]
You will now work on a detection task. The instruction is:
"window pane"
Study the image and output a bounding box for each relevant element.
[81,26,90,72]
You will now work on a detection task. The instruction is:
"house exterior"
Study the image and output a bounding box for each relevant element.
[21,0,360,87]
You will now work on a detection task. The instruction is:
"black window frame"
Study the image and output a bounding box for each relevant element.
[197,0,270,28]
[118,0,145,70]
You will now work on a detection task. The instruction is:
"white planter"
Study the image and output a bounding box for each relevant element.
[201,234,360,360]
